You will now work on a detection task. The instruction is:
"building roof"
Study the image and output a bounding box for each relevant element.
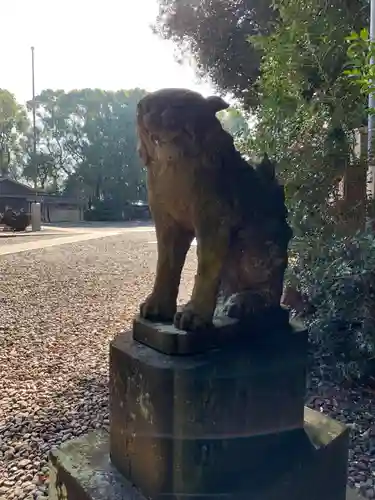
[0,177,83,206]
[0,177,36,192]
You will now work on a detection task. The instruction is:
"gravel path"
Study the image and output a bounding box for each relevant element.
[0,229,373,499]
[0,230,196,500]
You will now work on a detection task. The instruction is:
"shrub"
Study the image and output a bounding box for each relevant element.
[236,0,371,378]
[287,230,375,378]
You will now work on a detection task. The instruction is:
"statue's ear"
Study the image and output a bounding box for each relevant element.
[206,96,229,114]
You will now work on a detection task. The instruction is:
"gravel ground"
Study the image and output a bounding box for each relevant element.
[0,230,373,499]
[307,378,375,498]
[0,230,195,500]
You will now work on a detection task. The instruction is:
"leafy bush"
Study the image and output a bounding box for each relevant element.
[236,0,372,377]
[288,230,375,378]
[155,0,373,377]
[84,199,151,222]
[345,28,375,98]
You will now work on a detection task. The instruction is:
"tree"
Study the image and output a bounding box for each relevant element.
[155,0,367,108]
[0,90,29,179]
[345,28,375,110]
[25,88,147,208]
[155,0,276,107]
[25,89,81,188]
[249,0,366,230]
[22,151,57,191]
[247,0,375,376]
[61,88,147,207]
[156,0,375,376]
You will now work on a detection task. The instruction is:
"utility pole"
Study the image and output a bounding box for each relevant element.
[31,46,37,191]
[30,46,41,232]
[368,0,375,197]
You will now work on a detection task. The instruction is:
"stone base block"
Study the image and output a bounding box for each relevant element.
[49,409,351,500]
[49,430,145,500]
[110,326,307,496]
[132,310,291,355]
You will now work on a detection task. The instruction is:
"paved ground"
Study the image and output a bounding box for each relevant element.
[0,222,155,256]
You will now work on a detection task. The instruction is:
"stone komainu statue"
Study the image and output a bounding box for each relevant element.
[136,88,293,332]
[1,208,30,232]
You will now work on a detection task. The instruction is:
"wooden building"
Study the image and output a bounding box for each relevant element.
[0,177,84,223]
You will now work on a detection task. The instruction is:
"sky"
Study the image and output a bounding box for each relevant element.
[2,0,214,103]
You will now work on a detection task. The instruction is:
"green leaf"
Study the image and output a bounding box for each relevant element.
[360,27,369,41]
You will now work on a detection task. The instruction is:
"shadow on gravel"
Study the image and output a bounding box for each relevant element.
[1,374,109,459]
[50,374,110,430]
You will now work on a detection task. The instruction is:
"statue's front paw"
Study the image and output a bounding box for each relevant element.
[174,302,213,331]
[140,294,176,323]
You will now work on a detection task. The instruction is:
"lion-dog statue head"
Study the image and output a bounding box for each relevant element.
[136,88,293,332]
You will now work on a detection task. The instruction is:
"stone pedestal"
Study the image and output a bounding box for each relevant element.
[49,428,359,500]
[31,202,41,232]
[49,316,358,500]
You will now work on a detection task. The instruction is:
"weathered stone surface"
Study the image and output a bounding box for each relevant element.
[132,311,293,355]
[49,430,145,500]
[132,315,237,355]
[1,208,30,231]
[136,88,293,332]
[110,327,309,497]
[347,489,366,500]
[49,416,353,500]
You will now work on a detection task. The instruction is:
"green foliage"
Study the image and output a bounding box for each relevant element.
[157,0,372,374]
[292,230,375,379]
[154,0,277,107]
[249,0,365,222]
[25,88,147,206]
[85,199,150,222]
[0,90,29,180]
[246,0,372,375]
[22,151,57,190]
[0,87,148,220]
[0,209,30,231]
[345,28,375,98]
[84,199,124,222]
[155,0,367,109]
